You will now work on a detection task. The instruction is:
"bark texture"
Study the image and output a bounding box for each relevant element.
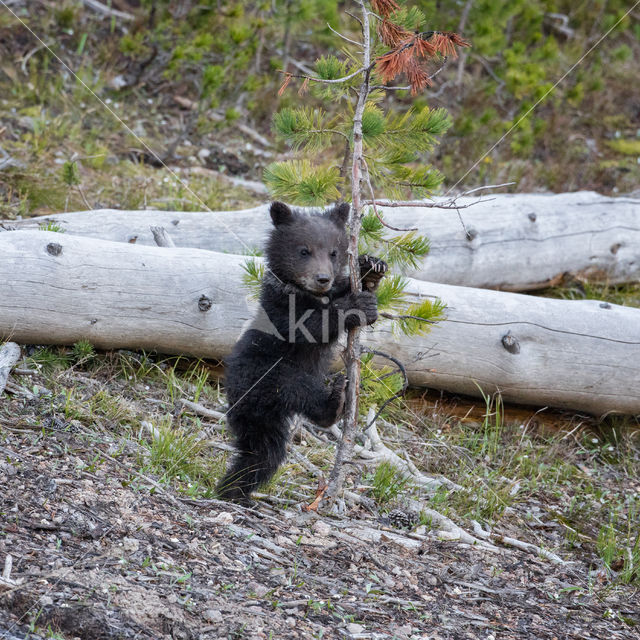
[1,231,639,416]
[6,191,639,291]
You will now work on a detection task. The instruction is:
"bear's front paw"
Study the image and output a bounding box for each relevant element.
[359,254,388,292]
[354,291,378,325]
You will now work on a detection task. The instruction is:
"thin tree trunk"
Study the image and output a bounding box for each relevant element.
[324,1,372,505]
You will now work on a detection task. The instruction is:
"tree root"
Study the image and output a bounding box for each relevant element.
[354,409,461,491]
[471,520,565,564]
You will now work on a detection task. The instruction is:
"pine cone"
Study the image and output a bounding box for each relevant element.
[387,508,420,529]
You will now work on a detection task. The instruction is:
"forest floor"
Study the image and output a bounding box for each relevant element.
[1,350,638,640]
[1,5,640,638]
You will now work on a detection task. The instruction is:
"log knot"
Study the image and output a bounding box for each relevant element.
[501,331,520,354]
[198,295,213,312]
[46,242,62,256]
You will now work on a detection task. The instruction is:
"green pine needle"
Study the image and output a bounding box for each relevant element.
[360,209,385,245]
[390,164,444,194]
[391,6,427,31]
[361,103,386,143]
[273,106,337,152]
[376,275,409,311]
[385,106,452,152]
[394,298,447,336]
[377,145,417,167]
[385,232,430,270]
[315,55,348,80]
[359,356,405,418]
[263,160,341,206]
[61,160,80,186]
[242,258,265,299]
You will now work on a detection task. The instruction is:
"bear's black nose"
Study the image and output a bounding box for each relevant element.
[316,274,331,285]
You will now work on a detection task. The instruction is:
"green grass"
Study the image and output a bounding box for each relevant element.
[3,331,639,594]
[541,282,640,308]
[143,418,223,497]
[408,391,640,587]
[369,461,411,505]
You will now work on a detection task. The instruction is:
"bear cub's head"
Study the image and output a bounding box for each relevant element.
[266,201,349,296]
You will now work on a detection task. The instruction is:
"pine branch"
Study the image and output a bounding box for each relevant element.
[362,182,516,210]
[278,64,368,94]
[361,347,409,428]
[264,160,341,205]
[362,158,417,232]
[327,22,362,47]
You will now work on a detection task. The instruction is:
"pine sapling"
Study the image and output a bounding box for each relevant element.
[264,0,470,505]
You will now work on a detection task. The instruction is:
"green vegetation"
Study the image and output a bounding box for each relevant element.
[369,461,411,505]
[4,341,638,593]
[1,1,638,220]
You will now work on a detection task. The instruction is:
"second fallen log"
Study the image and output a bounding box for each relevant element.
[6,191,639,292]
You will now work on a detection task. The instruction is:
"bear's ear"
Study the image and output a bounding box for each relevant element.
[270,201,294,227]
[328,202,350,227]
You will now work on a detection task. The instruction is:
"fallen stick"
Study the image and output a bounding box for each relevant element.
[1,231,639,415]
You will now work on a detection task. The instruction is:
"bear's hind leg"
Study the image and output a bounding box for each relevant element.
[217,417,289,504]
[289,373,346,428]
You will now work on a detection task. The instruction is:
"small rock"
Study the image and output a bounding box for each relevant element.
[212,511,234,525]
[346,623,365,635]
[248,581,269,597]
[39,595,53,606]
[204,609,223,623]
[197,148,211,160]
[246,606,262,614]
[108,74,130,90]
[312,520,332,537]
[122,537,139,553]
[394,624,412,638]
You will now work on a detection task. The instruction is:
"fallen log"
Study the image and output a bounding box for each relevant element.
[1,230,639,416]
[5,191,639,291]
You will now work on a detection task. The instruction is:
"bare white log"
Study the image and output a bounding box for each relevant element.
[0,231,250,357]
[0,342,21,396]
[7,191,640,291]
[1,231,639,416]
[363,277,640,416]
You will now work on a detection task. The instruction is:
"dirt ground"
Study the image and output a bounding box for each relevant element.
[1,399,638,640]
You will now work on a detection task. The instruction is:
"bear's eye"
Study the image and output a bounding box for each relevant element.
[330,249,338,258]
[300,248,311,257]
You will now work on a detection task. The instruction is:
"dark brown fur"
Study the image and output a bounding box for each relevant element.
[217,202,386,503]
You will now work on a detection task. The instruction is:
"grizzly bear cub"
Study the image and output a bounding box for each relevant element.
[217,201,386,503]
